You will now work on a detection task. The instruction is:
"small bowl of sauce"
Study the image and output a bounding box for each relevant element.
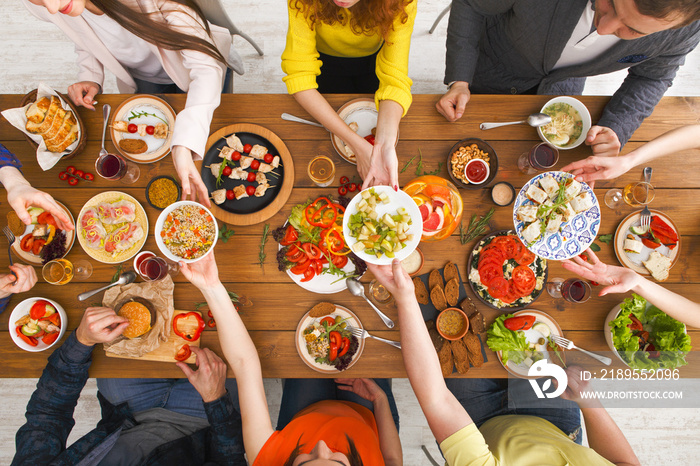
[436,307,469,340]
[401,248,424,277]
[464,159,490,185]
[491,181,515,207]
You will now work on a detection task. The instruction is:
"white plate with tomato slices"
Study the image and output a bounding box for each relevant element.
[496,310,565,379]
[9,297,67,352]
[614,209,680,277]
[12,201,75,266]
[467,230,548,310]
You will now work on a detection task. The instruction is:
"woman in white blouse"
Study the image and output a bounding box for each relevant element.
[23,0,240,206]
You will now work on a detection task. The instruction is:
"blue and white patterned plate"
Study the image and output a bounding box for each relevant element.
[513,171,600,261]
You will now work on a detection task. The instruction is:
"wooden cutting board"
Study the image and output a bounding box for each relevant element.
[105,310,201,364]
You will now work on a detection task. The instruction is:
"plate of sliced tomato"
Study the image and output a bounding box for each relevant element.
[467,230,548,310]
[275,196,365,294]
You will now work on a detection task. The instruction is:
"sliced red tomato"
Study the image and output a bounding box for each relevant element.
[500,280,521,304]
[174,344,191,361]
[331,253,348,269]
[338,336,351,357]
[301,266,315,282]
[329,331,341,361]
[32,238,46,255]
[42,333,59,345]
[628,314,643,331]
[512,265,536,296]
[20,235,35,252]
[478,254,504,271]
[320,316,336,327]
[290,259,311,275]
[312,259,323,276]
[487,276,509,299]
[46,312,61,327]
[286,243,306,262]
[37,212,57,227]
[516,248,536,266]
[302,243,323,260]
[280,225,299,246]
[479,263,503,287]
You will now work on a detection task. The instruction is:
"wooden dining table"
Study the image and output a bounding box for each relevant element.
[1,93,699,378]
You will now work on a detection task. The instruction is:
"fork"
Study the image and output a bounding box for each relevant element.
[2,225,17,280]
[551,335,611,365]
[348,325,402,350]
[639,166,653,233]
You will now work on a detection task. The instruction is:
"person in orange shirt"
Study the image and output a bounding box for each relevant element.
[180,251,403,465]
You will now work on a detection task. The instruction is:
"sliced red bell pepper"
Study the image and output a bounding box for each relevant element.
[16,326,38,347]
[651,216,678,242]
[173,312,205,342]
[42,333,59,345]
[46,312,61,327]
[641,237,661,249]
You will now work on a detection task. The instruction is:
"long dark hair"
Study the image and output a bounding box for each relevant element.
[91,0,227,64]
[283,435,364,466]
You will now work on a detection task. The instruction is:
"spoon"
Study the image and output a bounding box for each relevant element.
[100,103,111,158]
[480,113,552,130]
[281,113,328,131]
[346,277,395,328]
[78,271,137,302]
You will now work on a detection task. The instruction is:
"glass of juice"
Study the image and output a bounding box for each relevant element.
[308,155,335,187]
[96,153,140,184]
[42,259,74,285]
[623,181,655,207]
[369,279,393,305]
[404,176,464,242]
[517,143,559,174]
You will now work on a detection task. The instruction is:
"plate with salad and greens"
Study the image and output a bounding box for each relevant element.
[295,303,364,373]
[273,196,366,294]
[605,294,691,370]
[487,310,565,378]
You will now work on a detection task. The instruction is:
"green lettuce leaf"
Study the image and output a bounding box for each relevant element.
[487,314,531,365]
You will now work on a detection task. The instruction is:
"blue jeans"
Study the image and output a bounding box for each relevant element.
[133,68,233,95]
[445,378,583,444]
[97,378,240,420]
[276,378,400,432]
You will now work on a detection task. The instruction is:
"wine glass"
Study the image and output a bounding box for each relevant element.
[546,278,564,298]
[604,188,624,209]
[73,260,93,281]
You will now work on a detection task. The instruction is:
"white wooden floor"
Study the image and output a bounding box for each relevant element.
[2,1,700,464]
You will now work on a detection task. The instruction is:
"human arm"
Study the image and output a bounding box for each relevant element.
[12,307,128,466]
[560,366,640,466]
[362,100,403,189]
[0,146,73,230]
[367,261,473,442]
[562,249,700,328]
[336,378,402,465]
[564,124,700,186]
[179,253,274,463]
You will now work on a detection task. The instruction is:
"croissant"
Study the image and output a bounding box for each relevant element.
[25,95,79,153]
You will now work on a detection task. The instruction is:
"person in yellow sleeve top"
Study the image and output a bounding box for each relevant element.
[282,0,416,190]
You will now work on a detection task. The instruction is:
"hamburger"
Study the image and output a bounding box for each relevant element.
[118,301,152,338]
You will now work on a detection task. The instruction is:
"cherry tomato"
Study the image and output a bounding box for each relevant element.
[222,166,233,177]
[264,153,274,164]
[243,143,252,153]
[231,151,242,162]
[207,319,216,328]
[66,166,76,174]
[174,344,191,361]
[339,176,349,185]
[578,253,589,262]
[226,189,235,200]
[146,125,155,135]
[58,171,68,180]
[74,169,85,178]
[338,186,348,196]
[246,185,256,196]
[348,182,358,192]
[208,310,214,318]
[364,134,376,145]
[320,316,336,327]
[251,160,261,170]
[246,172,256,182]
[83,172,95,181]
[68,177,79,186]
[127,123,138,134]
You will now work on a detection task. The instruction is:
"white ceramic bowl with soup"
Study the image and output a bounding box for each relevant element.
[537,97,591,150]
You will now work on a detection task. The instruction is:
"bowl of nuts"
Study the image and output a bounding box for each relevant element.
[447,138,498,189]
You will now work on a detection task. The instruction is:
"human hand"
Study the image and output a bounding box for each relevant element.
[561,154,634,189]
[367,259,414,301]
[75,307,130,346]
[561,249,641,296]
[335,378,387,403]
[172,145,211,208]
[559,365,600,408]
[362,142,399,190]
[67,81,100,111]
[177,346,228,403]
[585,126,621,158]
[3,172,74,230]
[0,265,38,299]
[436,82,471,122]
[179,251,221,291]
[350,138,375,181]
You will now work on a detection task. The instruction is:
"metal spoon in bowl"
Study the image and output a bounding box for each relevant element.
[480,113,552,131]
[346,277,395,328]
[78,271,137,301]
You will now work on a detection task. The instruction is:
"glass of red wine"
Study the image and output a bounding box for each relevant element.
[547,278,591,303]
[517,142,559,174]
[139,257,168,281]
[95,153,140,184]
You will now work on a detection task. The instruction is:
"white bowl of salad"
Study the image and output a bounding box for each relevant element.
[9,297,66,352]
[604,294,691,370]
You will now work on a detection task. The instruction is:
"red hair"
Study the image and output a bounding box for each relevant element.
[292,0,413,41]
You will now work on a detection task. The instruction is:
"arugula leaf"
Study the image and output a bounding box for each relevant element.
[589,243,601,252]
[414,148,443,176]
[128,110,168,125]
[598,234,613,244]
[400,153,418,173]
[218,223,235,243]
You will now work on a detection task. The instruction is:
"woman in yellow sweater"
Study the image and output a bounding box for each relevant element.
[282,0,416,190]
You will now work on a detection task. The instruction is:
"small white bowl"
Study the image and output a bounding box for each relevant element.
[463,159,490,185]
[155,201,218,264]
[537,96,592,150]
[9,297,67,352]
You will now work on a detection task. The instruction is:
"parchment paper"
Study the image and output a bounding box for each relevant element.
[103,275,175,357]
